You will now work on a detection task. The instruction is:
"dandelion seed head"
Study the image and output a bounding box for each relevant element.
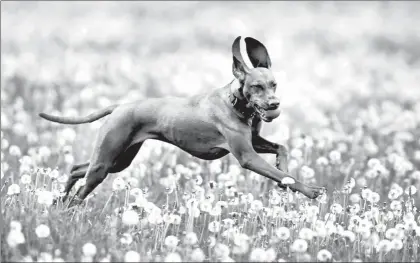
[164,252,182,262]
[317,249,332,261]
[291,239,308,253]
[184,232,198,245]
[35,224,50,238]
[124,250,140,262]
[190,248,205,262]
[164,236,179,249]
[7,184,20,195]
[82,242,97,257]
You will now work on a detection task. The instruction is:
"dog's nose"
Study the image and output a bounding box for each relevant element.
[268,100,280,110]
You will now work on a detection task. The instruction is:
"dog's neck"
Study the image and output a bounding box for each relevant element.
[227,79,256,122]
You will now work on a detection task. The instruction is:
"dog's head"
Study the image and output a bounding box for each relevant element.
[231,36,281,122]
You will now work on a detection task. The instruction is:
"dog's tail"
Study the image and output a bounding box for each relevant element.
[39,105,117,124]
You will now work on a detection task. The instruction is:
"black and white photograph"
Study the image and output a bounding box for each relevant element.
[1,1,420,262]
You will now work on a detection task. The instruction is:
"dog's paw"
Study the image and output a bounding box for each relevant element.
[66,196,84,210]
[302,185,326,199]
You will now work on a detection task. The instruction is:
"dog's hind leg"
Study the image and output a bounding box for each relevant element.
[62,143,143,205]
[67,111,146,207]
[61,169,87,202]
[53,163,89,204]
[109,143,143,173]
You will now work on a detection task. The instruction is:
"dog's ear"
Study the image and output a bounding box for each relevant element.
[244,37,272,69]
[232,36,250,81]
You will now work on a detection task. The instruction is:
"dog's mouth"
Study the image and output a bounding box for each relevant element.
[252,103,281,122]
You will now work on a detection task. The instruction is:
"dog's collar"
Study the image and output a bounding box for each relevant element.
[228,82,256,121]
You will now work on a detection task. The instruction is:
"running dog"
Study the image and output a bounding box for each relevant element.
[39,36,325,208]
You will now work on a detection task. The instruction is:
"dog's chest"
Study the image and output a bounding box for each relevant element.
[158,112,226,158]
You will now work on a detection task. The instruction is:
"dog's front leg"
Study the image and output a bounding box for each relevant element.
[252,135,288,172]
[224,132,324,199]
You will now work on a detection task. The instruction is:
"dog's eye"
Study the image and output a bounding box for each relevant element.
[253,85,263,90]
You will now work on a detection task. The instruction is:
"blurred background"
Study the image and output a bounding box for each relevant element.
[2,1,420,162]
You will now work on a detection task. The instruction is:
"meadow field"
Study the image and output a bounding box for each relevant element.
[1,1,420,262]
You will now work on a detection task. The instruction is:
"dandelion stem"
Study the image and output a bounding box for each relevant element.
[101,192,114,215]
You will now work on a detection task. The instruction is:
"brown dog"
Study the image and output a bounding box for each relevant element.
[39,36,325,208]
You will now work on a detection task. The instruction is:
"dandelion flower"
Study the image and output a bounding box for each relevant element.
[148,210,163,224]
[385,228,398,239]
[164,236,179,249]
[232,233,250,254]
[190,248,205,262]
[124,250,140,262]
[375,223,387,233]
[290,148,303,159]
[178,206,186,214]
[82,242,97,257]
[112,177,126,191]
[39,146,52,160]
[9,145,22,157]
[222,256,235,262]
[370,192,380,203]
[130,188,143,198]
[209,206,222,217]
[38,252,53,262]
[316,156,329,166]
[361,188,373,200]
[49,169,60,179]
[164,252,182,262]
[171,214,182,225]
[329,150,341,164]
[349,193,361,203]
[7,230,25,248]
[199,200,212,213]
[184,232,198,246]
[330,203,343,214]
[404,219,417,230]
[10,221,22,232]
[405,185,417,195]
[317,249,332,261]
[120,233,133,245]
[291,239,308,253]
[37,190,54,206]
[35,224,50,238]
[249,248,267,262]
[376,239,392,253]
[122,210,139,226]
[357,178,366,189]
[411,170,420,180]
[7,184,20,195]
[265,248,277,261]
[299,228,314,240]
[390,201,402,211]
[208,221,221,233]
[214,243,230,259]
[300,166,315,179]
[281,177,295,185]
[391,239,403,250]
[250,200,263,211]
[20,174,31,185]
